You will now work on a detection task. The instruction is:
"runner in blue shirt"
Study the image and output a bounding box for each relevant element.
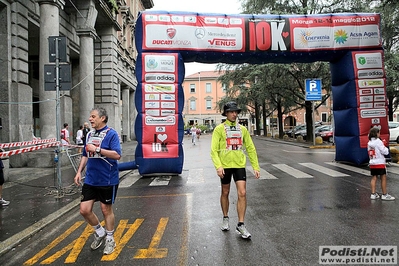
[74,107,121,255]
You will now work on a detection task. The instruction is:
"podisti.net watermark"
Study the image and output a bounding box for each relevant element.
[319,246,397,264]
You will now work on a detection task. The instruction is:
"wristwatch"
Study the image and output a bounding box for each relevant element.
[95,147,101,154]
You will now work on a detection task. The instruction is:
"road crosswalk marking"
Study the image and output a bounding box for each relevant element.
[299,162,349,177]
[324,162,369,176]
[272,164,313,178]
[119,171,141,187]
[149,176,172,186]
[118,162,399,187]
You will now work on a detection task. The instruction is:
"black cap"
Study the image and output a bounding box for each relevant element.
[222,102,241,116]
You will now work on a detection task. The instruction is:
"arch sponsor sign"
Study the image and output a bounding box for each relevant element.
[132,11,386,175]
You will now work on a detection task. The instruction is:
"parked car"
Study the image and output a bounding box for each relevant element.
[320,129,334,143]
[389,121,399,143]
[315,125,333,137]
[295,124,332,140]
[284,124,306,138]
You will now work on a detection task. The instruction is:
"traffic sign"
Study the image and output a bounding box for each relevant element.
[305,78,322,101]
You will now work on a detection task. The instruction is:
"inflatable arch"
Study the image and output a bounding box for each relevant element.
[121,11,388,175]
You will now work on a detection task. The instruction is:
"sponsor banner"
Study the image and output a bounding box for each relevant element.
[144,54,177,73]
[357,69,384,78]
[140,12,381,53]
[143,13,245,52]
[357,78,384,88]
[145,73,176,83]
[352,50,388,148]
[141,116,179,158]
[142,143,179,159]
[354,52,383,69]
[292,25,380,51]
[319,246,397,264]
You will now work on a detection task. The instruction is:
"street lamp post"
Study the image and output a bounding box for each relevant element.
[198,71,201,125]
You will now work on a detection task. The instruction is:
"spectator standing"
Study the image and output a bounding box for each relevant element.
[76,125,84,153]
[367,127,395,200]
[61,123,70,144]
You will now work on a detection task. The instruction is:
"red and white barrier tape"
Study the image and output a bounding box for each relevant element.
[0,138,57,149]
[0,142,58,158]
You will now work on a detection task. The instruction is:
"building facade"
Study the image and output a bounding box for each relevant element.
[183,70,252,132]
[0,0,153,167]
[183,70,333,135]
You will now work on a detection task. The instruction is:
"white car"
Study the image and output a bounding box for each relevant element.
[389,121,399,143]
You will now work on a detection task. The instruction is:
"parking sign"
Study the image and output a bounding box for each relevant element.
[305,79,322,101]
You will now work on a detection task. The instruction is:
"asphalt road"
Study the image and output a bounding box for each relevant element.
[1,134,398,265]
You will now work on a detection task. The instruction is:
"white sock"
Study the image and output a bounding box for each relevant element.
[93,224,105,237]
[105,229,114,240]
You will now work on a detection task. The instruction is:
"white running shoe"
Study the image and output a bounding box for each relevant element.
[221,217,230,231]
[90,233,105,250]
[381,194,395,201]
[236,224,251,239]
[103,238,116,255]
[370,193,380,200]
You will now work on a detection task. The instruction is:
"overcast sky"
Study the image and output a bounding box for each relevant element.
[150,0,242,76]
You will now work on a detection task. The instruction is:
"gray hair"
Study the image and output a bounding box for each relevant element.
[92,107,108,123]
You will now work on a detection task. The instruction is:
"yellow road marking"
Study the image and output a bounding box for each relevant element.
[134,217,169,259]
[102,219,144,261]
[23,221,85,265]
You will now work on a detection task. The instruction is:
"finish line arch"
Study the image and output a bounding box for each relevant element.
[130,11,387,175]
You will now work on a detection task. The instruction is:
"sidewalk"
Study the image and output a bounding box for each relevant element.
[0,141,137,256]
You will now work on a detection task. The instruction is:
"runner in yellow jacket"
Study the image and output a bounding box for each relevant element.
[210,102,260,239]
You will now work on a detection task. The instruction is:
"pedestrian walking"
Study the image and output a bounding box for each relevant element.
[210,101,260,239]
[190,124,197,145]
[74,107,122,254]
[367,127,395,200]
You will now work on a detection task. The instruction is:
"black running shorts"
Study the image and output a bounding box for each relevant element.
[220,168,246,184]
[370,168,386,176]
[81,184,118,204]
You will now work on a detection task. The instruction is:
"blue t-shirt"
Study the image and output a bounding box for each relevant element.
[82,126,121,186]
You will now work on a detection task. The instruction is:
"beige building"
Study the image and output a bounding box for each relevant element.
[183,70,333,134]
[183,70,252,132]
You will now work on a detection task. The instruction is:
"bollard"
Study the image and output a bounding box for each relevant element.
[315,136,323,145]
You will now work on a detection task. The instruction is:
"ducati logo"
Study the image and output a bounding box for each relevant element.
[167,28,176,39]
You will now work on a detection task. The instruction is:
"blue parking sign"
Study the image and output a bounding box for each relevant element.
[305,79,322,101]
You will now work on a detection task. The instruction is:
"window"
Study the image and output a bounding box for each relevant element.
[321,112,328,122]
[190,100,196,110]
[206,83,211,93]
[222,84,227,92]
[206,100,212,110]
[190,84,195,93]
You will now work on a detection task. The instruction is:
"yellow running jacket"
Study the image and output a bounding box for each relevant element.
[210,120,260,171]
